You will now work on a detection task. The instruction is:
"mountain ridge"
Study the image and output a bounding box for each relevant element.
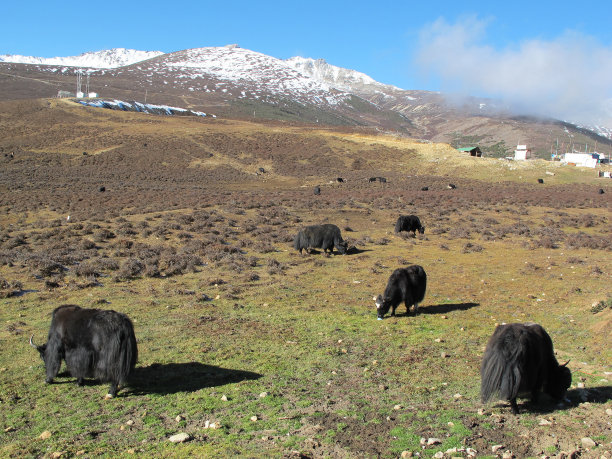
[1,45,611,157]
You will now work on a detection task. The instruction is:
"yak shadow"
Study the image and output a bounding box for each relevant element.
[300,248,369,256]
[127,362,262,395]
[415,302,480,316]
[346,246,371,255]
[492,386,612,414]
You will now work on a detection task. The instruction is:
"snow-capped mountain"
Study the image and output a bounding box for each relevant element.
[143,45,352,106]
[0,48,164,69]
[285,56,399,94]
[1,45,610,151]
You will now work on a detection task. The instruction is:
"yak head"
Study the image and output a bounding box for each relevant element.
[545,360,572,399]
[30,335,57,384]
[29,335,47,359]
[418,226,425,234]
[337,241,349,254]
[374,295,390,319]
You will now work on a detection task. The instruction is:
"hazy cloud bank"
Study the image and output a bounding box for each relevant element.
[416,16,612,127]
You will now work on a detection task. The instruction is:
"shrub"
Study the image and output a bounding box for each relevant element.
[591,297,612,314]
[74,261,100,278]
[116,258,145,280]
[462,242,484,253]
[93,228,116,242]
[267,258,286,275]
[0,277,23,298]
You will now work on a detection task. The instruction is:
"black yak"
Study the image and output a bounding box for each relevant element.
[394,215,425,235]
[30,305,138,398]
[314,185,321,195]
[480,322,571,414]
[375,265,427,319]
[293,224,348,255]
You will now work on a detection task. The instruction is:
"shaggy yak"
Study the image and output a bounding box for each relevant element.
[375,265,427,319]
[293,224,348,255]
[30,305,138,398]
[480,322,571,414]
[394,215,425,235]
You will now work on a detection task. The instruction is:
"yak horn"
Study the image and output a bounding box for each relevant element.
[561,359,570,367]
[29,334,37,348]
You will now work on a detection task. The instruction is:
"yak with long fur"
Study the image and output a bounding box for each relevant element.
[293,224,348,255]
[394,215,425,235]
[480,322,571,414]
[375,265,427,319]
[30,305,138,398]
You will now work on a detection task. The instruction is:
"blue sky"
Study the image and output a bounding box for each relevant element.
[4,0,612,123]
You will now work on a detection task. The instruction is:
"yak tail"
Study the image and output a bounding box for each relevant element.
[95,313,138,386]
[480,347,522,404]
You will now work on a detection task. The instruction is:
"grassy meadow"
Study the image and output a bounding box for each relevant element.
[0,99,611,458]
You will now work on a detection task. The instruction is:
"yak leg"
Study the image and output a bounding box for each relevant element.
[44,341,63,384]
[76,377,84,386]
[107,382,118,398]
[510,398,519,414]
[530,388,540,405]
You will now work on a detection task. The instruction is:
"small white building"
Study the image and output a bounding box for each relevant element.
[514,145,531,161]
[562,152,599,168]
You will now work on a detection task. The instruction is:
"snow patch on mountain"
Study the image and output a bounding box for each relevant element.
[285,56,400,94]
[151,46,353,105]
[0,48,164,69]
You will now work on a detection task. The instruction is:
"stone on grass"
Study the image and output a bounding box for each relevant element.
[168,432,191,443]
[250,415,258,422]
[433,452,444,458]
[606,408,612,416]
[401,451,413,458]
[492,445,504,453]
[221,395,229,402]
[581,437,596,449]
[259,392,268,398]
[39,431,52,440]
[427,438,442,445]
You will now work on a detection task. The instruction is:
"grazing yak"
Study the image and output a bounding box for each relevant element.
[375,265,427,319]
[394,215,425,235]
[313,185,321,195]
[30,305,138,398]
[293,224,348,255]
[480,322,571,414]
[368,177,387,183]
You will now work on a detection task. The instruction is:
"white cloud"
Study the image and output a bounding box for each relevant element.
[416,16,612,126]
